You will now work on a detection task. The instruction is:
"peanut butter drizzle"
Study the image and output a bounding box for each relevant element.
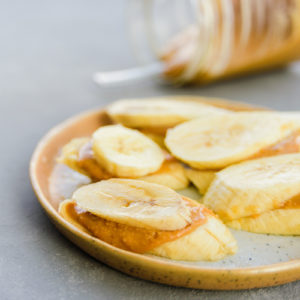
[249,193,300,220]
[251,130,300,159]
[282,194,300,208]
[77,141,112,181]
[65,197,211,254]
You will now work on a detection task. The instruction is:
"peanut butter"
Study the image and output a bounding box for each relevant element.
[251,130,300,159]
[282,193,300,208]
[64,198,210,253]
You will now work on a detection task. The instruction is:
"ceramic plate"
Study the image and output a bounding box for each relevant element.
[30,97,300,290]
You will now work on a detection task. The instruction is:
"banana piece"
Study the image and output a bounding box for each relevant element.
[57,134,187,190]
[106,98,229,128]
[71,179,192,231]
[166,112,299,170]
[203,153,300,234]
[185,168,216,194]
[60,179,237,261]
[139,129,166,149]
[57,137,90,174]
[59,199,90,233]
[227,209,300,235]
[92,125,165,178]
[149,215,237,261]
[57,138,111,181]
[140,160,189,190]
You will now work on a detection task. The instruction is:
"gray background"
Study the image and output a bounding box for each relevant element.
[0,0,299,299]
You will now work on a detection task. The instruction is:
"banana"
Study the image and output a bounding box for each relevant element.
[149,215,237,261]
[185,168,216,194]
[57,134,188,189]
[59,179,237,261]
[106,97,229,129]
[92,125,165,178]
[140,160,189,190]
[139,129,166,149]
[165,112,300,170]
[203,153,300,234]
[227,209,300,235]
[57,137,90,174]
[71,179,191,231]
[57,137,111,181]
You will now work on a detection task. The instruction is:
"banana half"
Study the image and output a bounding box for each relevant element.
[59,179,237,261]
[107,98,229,129]
[203,153,300,235]
[165,112,300,170]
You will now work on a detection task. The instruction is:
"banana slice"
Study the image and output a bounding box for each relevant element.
[57,137,90,174]
[149,215,237,261]
[140,160,189,190]
[107,98,229,128]
[59,179,237,260]
[57,135,187,189]
[92,125,165,178]
[227,209,300,235]
[166,112,299,170]
[185,168,216,194]
[57,138,111,181]
[203,153,300,234]
[139,129,166,149]
[72,179,192,231]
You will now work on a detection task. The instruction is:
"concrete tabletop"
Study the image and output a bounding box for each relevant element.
[1,1,299,299]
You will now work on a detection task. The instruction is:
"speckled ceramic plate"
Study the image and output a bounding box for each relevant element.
[30,97,300,290]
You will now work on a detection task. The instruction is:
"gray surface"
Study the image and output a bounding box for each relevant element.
[0,0,300,299]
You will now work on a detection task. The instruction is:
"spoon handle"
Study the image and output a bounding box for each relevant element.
[93,63,163,86]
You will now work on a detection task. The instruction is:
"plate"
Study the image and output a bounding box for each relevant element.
[30,97,300,290]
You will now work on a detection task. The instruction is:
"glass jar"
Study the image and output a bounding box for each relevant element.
[128,0,300,84]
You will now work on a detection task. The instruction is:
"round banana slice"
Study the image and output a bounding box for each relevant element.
[165,112,297,169]
[203,153,300,222]
[72,179,192,231]
[92,125,165,178]
[106,98,229,128]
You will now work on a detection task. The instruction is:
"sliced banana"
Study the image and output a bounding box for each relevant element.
[149,216,237,261]
[227,208,300,235]
[57,137,90,174]
[92,125,165,178]
[72,179,192,231]
[166,112,299,170]
[203,153,300,225]
[107,98,229,128]
[139,129,166,149]
[60,178,237,261]
[140,160,189,190]
[57,134,187,189]
[185,168,216,194]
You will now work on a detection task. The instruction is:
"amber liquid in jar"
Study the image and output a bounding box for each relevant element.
[158,0,300,84]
